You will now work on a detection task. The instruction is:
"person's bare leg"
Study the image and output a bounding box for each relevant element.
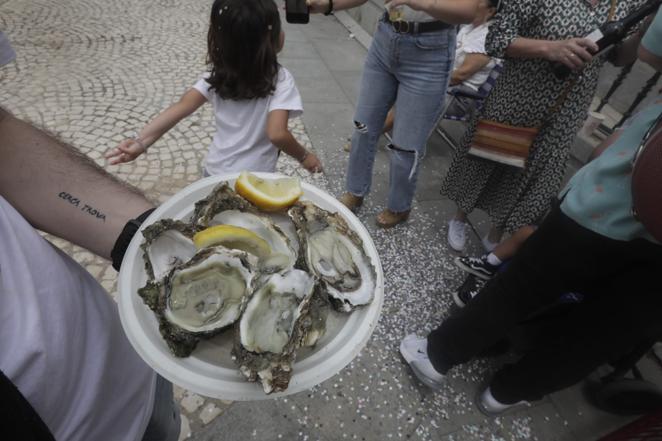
[491,225,536,261]
[382,107,395,134]
[454,208,468,222]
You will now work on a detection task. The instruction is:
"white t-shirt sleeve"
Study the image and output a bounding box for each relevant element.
[268,67,303,118]
[462,25,489,55]
[192,73,212,100]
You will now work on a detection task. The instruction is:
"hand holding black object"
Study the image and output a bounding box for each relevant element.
[547,38,599,71]
[553,0,662,79]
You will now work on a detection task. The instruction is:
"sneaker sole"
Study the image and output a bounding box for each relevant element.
[410,363,445,390]
[474,388,529,417]
[399,340,445,391]
[454,257,492,280]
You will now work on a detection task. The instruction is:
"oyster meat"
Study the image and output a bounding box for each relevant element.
[232,270,327,394]
[139,246,257,357]
[289,201,376,312]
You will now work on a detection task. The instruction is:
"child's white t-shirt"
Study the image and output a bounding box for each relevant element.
[193,66,303,175]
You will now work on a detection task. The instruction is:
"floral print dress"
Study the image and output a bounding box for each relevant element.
[440,0,646,233]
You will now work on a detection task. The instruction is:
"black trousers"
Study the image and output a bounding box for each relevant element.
[428,207,662,403]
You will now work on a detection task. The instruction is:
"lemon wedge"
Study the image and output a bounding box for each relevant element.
[235,171,303,211]
[193,225,271,258]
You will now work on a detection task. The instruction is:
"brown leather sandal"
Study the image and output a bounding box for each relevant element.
[376,209,410,228]
[338,193,363,212]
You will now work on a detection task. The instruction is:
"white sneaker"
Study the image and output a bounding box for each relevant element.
[447,219,468,251]
[476,386,529,416]
[399,334,446,390]
[481,235,499,253]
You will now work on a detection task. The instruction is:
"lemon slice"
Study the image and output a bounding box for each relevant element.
[235,171,303,211]
[193,225,271,258]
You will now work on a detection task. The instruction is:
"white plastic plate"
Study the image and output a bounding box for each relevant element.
[117,173,384,400]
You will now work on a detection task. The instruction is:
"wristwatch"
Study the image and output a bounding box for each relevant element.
[324,0,334,15]
[111,208,156,271]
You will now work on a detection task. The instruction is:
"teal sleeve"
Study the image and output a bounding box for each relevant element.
[642,9,662,57]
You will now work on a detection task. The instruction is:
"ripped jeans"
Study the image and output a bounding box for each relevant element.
[347,19,455,213]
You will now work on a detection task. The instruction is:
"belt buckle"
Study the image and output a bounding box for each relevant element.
[392,20,410,34]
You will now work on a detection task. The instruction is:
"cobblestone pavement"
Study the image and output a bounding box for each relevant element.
[1,0,638,440]
[1,0,324,438]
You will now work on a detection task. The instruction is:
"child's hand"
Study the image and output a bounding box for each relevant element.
[301,152,323,173]
[105,139,147,165]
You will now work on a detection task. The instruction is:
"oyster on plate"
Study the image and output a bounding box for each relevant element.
[139,246,257,357]
[141,219,201,282]
[232,270,328,394]
[193,183,297,272]
[289,201,376,312]
[192,182,256,226]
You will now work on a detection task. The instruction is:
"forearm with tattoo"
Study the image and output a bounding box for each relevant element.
[0,107,154,259]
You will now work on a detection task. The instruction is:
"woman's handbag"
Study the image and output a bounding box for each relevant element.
[468,120,540,167]
[631,111,662,242]
[467,81,574,168]
[468,0,617,168]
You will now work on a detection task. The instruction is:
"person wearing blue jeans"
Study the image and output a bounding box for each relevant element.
[308,0,478,228]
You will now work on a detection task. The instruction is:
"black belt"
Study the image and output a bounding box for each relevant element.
[382,12,450,34]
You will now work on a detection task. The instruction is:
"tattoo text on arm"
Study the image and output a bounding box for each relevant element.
[58,191,107,222]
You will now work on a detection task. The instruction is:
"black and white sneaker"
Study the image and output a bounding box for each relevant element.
[453,274,485,308]
[454,255,498,280]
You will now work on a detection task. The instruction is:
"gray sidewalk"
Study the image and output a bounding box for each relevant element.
[0,0,649,439]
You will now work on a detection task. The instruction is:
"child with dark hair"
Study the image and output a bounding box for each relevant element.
[106,0,322,176]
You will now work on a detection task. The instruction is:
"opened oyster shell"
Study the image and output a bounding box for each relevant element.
[139,246,257,357]
[141,219,200,282]
[193,183,297,272]
[289,201,376,312]
[232,270,327,394]
[193,182,255,226]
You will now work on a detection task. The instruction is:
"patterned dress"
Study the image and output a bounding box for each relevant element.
[440,0,646,233]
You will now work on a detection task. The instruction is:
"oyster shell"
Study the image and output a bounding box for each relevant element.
[289,201,376,312]
[141,219,200,282]
[192,182,255,226]
[193,182,297,272]
[232,270,327,394]
[209,210,296,272]
[139,246,257,357]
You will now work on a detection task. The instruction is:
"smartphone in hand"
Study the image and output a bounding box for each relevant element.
[286,0,309,24]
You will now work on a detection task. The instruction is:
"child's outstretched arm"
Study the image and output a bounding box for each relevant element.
[267,110,323,173]
[105,89,207,165]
